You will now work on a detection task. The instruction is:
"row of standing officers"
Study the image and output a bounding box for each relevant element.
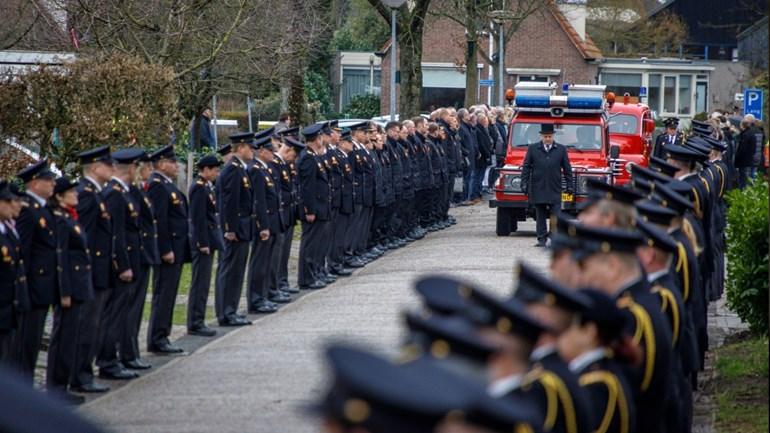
[0,117,465,404]
[308,119,731,433]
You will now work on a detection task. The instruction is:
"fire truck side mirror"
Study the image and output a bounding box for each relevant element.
[643,119,655,135]
[609,144,620,159]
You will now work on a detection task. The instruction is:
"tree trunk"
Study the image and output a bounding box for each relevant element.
[398,15,426,118]
[289,69,305,125]
[464,39,478,108]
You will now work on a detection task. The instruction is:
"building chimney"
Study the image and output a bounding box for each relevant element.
[558,0,587,41]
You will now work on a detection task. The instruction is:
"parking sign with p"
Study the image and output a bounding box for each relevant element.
[744,88,764,121]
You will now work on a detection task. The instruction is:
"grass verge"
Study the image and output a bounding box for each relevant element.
[714,334,769,433]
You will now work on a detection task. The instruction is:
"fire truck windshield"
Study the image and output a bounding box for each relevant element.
[510,122,602,151]
[607,114,639,135]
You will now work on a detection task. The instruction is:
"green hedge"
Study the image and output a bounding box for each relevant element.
[725,179,769,335]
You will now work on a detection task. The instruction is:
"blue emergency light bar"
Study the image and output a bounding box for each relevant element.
[513,82,607,114]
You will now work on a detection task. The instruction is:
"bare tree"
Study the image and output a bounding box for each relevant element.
[0,0,69,50]
[430,0,541,107]
[367,0,432,118]
[587,0,687,57]
[61,0,330,146]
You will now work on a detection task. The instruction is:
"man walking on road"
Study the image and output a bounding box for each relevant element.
[520,123,573,247]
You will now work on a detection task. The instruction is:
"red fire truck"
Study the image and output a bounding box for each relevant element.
[606,94,655,185]
[490,82,622,236]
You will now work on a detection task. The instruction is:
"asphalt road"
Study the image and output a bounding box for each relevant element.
[81,203,550,433]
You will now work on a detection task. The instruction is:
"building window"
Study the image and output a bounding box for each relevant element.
[678,75,692,115]
[695,81,708,114]
[342,68,381,110]
[663,76,676,114]
[648,74,661,115]
[517,75,549,83]
[601,73,642,97]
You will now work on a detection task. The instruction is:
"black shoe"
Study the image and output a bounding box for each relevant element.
[534,242,546,248]
[332,267,353,276]
[249,300,278,313]
[188,325,217,337]
[71,382,110,393]
[99,367,139,380]
[54,392,86,405]
[308,280,326,290]
[268,291,292,304]
[150,342,184,354]
[282,285,300,294]
[323,275,337,284]
[345,259,365,268]
[218,316,251,326]
[123,359,152,370]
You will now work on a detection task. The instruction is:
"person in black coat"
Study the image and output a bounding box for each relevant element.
[271,136,304,296]
[520,124,573,246]
[98,148,145,380]
[297,124,332,290]
[215,134,255,327]
[654,118,682,159]
[187,155,223,336]
[247,137,282,313]
[71,146,114,393]
[14,159,58,384]
[735,118,757,189]
[120,160,157,372]
[146,145,189,354]
[458,110,479,202]
[48,177,93,405]
[556,289,638,433]
[0,181,26,369]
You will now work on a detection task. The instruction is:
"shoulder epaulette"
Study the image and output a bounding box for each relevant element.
[579,370,629,433]
[651,285,680,347]
[617,297,655,391]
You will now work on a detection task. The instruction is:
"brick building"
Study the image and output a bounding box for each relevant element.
[379,0,602,114]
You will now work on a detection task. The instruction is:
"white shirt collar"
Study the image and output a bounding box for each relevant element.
[255,158,268,169]
[85,176,103,192]
[275,154,286,164]
[568,348,608,373]
[678,172,697,181]
[646,268,669,283]
[154,171,173,183]
[0,223,6,235]
[233,155,247,167]
[530,344,556,362]
[112,176,130,191]
[487,374,524,398]
[26,191,46,207]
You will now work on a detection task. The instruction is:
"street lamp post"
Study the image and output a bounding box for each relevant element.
[383,0,406,121]
[369,55,375,95]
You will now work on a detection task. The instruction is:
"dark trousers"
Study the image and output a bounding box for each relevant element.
[188,251,213,330]
[247,235,275,305]
[147,261,182,349]
[324,209,339,268]
[345,204,363,255]
[215,240,250,321]
[278,225,295,289]
[332,213,351,264]
[72,288,110,387]
[371,207,389,244]
[0,330,15,369]
[46,302,81,393]
[298,219,325,287]
[98,280,133,371]
[269,229,286,292]
[15,306,49,383]
[358,207,373,253]
[121,265,151,362]
[534,202,557,242]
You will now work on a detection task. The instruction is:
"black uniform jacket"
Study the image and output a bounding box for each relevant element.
[520,142,573,204]
[147,172,190,264]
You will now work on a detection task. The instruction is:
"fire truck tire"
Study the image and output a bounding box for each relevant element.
[496,208,512,236]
